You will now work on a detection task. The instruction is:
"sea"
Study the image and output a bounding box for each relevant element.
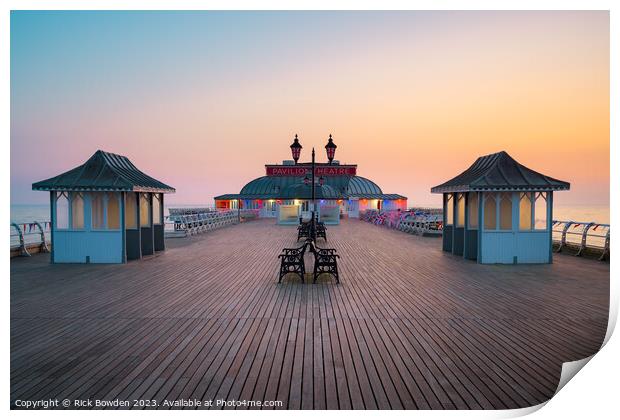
[10,203,610,225]
[10,203,609,249]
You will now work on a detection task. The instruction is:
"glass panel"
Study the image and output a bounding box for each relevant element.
[56,192,69,229]
[140,193,151,227]
[519,192,532,230]
[468,192,479,228]
[446,194,453,225]
[71,193,84,229]
[456,193,465,227]
[484,193,497,230]
[107,193,120,229]
[125,193,137,229]
[152,194,162,225]
[91,193,105,229]
[499,192,512,230]
[534,192,548,230]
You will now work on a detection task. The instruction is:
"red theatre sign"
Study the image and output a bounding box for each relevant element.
[266,165,357,177]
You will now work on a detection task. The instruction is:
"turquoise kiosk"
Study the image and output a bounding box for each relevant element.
[32,150,175,263]
[431,151,569,264]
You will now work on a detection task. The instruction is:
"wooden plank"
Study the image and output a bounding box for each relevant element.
[10,218,609,410]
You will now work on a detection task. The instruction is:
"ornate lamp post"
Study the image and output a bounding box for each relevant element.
[325,134,337,164]
[301,149,318,240]
[311,148,317,240]
[293,135,330,242]
[290,134,302,164]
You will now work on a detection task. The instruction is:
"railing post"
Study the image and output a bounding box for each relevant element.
[576,222,594,257]
[557,221,573,253]
[34,221,50,253]
[600,228,610,261]
[11,222,31,257]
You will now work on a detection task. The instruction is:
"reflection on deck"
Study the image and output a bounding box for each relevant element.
[11,219,609,409]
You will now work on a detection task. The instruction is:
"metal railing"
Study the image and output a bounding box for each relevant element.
[168,207,215,216]
[165,209,258,238]
[360,212,610,261]
[10,221,51,257]
[360,209,443,236]
[552,220,610,261]
[10,209,261,255]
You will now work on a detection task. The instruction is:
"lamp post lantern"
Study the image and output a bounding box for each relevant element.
[290,134,302,164]
[325,134,337,164]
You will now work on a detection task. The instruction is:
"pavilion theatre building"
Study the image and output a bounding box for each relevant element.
[214,136,407,224]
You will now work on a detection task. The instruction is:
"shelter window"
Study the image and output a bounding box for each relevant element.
[534,192,548,230]
[499,193,513,230]
[140,193,151,227]
[153,193,162,225]
[56,192,69,229]
[445,194,454,225]
[91,194,105,229]
[456,193,465,227]
[468,192,479,229]
[483,193,497,230]
[70,192,85,229]
[519,192,533,230]
[125,193,138,229]
[107,193,120,229]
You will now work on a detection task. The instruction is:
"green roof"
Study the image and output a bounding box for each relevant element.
[431,151,570,193]
[215,174,406,200]
[32,150,175,193]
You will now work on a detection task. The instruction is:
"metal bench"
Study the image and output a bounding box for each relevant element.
[297,221,311,241]
[312,244,340,283]
[316,222,327,241]
[278,243,307,283]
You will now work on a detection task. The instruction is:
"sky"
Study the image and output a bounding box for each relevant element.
[10,11,609,207]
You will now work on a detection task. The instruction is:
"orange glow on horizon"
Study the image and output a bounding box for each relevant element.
[11,12,609,209]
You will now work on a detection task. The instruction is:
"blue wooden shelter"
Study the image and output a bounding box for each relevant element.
[32,150,175,263]
[431,151,569,264]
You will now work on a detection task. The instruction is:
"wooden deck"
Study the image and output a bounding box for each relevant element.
[11,219,609,410]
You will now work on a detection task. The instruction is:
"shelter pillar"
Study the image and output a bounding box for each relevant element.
[49,191,55,263]
[121,192,127,263]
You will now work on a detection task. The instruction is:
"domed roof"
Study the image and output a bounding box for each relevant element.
[282,183,340,199]
[215,173,397,200]
[346,176,382,196]
[239,176,276,195]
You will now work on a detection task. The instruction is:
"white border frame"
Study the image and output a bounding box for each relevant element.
[3,2,617,419]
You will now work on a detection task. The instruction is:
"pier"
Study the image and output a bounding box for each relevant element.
[11,218,608,409]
